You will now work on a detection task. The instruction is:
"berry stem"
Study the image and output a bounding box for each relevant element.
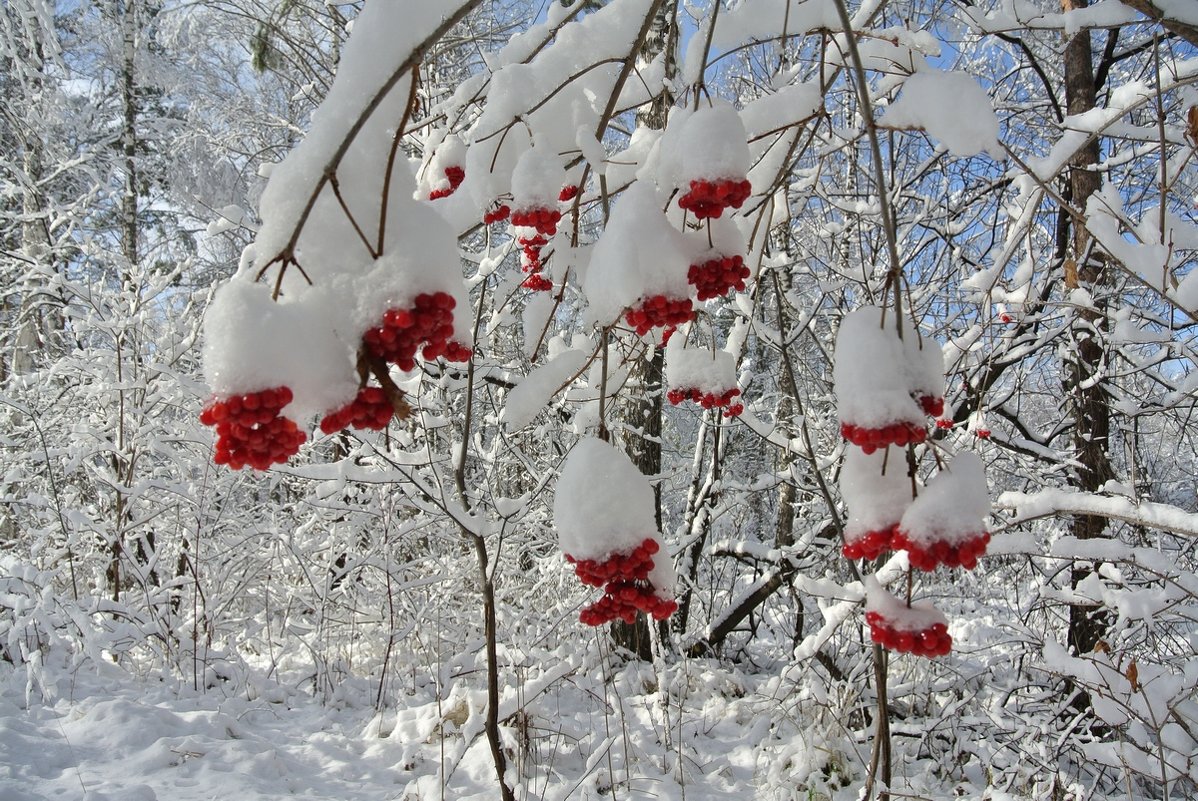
[829,0,905,336]
[363,351,412,420]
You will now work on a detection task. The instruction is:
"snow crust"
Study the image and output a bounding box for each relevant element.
[554,438,660,562]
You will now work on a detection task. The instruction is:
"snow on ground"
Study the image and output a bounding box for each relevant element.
[1,645,863,801]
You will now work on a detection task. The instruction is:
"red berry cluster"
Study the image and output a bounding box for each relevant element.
[518,234,552,291]
[891,530,990,571]
[443,341,473,362]
[935,418,954,430]
[522,274,553,292]
[625,295,695,336]
[678,178,752,219]
[319,387,393,434]
[363,292,459,371]
[566,538,677,626]
[975,428,991,439]
[842,524,899,561]
[865,611,952,657]
[667,386,743,417]
[688,255,750,301]
[428,165,465,200]
[558,185,578,202]
[483,204,511,225]
[840,421,928,453]
[510,206,562,236]
[200,387,305,470]
[580,586,678,626]
[918,395,944,418]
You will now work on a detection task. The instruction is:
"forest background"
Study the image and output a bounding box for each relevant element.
[2,0,1198,799]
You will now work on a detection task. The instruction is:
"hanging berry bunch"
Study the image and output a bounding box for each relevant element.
[202,153,475,472]
[200,387,306,470]
[509,143,565,238]
[659,101,753,221]
[864,577,953,658]
[423,134,467,200]
[554,438,677,627]
[834,305,990,658]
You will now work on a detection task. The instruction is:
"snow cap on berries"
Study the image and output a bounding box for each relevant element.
[511,139,567,210]
[842,446,914,542]
[657,100,751,190]
[582,182,691,326]
[355,198,473,348]
[899,452,990,548]
[903,332,946,408]
[863,575,949,632]
[421,132,467,198]
[554,437,660,562]
[202,280,358,421]
[833,306,926,431]
[664,338,737,395]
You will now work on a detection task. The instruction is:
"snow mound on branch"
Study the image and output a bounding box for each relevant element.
[842,446,914,539]
[658,101,751,189]
[582,182,691,326]
[710,0,840,51]
[899,452,990,546]
[251,0,476,274]
[502,349,588,431]
[554,438,659,562]
[879,71,1000,158]
[664,340,737,393]
[740,83,823,138]
[833,306,924,429]
[864,575,948,631]
[201,281,358,421]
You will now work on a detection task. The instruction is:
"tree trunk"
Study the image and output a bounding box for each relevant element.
[1061,0,1115,659]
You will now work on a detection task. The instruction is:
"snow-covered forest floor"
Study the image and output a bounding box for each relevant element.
[0,634,1003,801]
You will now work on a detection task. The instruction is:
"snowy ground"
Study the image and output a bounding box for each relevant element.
[1,643,902,801]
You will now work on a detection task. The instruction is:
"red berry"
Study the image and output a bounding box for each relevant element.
[483,204,511,225]
[522,274,553,292]
[866,612,954,659]
[559,185,578,202]
[365,292,462,368]
[201,387,305,471]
